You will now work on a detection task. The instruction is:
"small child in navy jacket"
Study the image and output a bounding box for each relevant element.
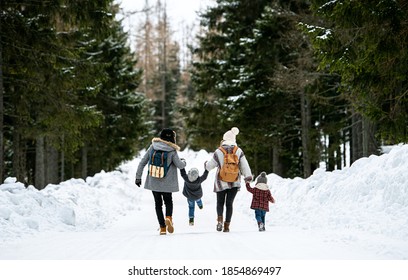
[180,166,209,225]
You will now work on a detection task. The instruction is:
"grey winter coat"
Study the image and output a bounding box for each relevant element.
[136,138,186,193]
[181,169,209,201]
[205,144,252,192]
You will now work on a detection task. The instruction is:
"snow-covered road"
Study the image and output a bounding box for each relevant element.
[0,188,400,260]
[2,146,408,279]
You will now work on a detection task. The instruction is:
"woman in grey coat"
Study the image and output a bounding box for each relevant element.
[135,128,186,235]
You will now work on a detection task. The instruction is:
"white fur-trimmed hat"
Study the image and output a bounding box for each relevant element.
[222,127,239,146]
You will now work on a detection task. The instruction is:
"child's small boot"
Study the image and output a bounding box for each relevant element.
[160,226,166,235]
[189,217,194,226]
[223,222,230,232]
[258,222,265,232]
[216,216,223,231]
[165,216,174,233]
[197,199,203,209]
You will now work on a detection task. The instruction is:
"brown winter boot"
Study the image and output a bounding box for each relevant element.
[223,222,230,232]
[165,216,174,233]
[159,227,167,235]
[216,216,223,232]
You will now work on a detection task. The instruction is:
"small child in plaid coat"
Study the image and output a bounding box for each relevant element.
[245,172,275,231]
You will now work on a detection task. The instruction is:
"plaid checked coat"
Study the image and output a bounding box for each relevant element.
[246,182,275,212]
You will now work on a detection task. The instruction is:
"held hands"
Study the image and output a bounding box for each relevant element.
[135,178,142,187]
[244,176,253,183]
[180,158,186,164]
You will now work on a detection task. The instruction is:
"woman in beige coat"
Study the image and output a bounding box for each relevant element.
[205,127,252,232]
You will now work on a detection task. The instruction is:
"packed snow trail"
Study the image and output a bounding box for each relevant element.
[0,185,400,260]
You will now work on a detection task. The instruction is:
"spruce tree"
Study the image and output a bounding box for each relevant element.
[1,0,150,185]
[81,12,151,176]
[190,0,322,177]
[307,0,408,143]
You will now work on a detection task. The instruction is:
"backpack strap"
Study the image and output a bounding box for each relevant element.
[151,150,166,167]
[218,146,227,155]
[151,150,157,163]
[219,146,238,155]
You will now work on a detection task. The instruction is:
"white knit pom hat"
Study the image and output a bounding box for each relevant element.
[222,127,239,146]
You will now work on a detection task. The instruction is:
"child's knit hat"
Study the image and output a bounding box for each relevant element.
[188,168,199,182]
[256,172,268,184]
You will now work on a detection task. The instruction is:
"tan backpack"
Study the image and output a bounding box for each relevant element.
[218,146,240,182]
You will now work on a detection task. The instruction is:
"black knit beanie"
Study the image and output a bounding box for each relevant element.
[160,128,176,144]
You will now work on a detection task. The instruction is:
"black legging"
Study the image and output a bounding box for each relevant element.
[152,191,173,227]
[216,188,238,223]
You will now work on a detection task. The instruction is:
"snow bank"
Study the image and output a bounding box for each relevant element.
[263,144,408,240]
[0,169,139,243]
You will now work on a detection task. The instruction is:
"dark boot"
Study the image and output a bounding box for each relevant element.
[258,222,265,232]
[216,216,223,231]
[223,222,230,232]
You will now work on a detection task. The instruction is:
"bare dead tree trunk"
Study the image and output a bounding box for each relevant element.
[362,116,378,157]
[60,135,65,182]
[81,144,87,179]
[343,130,347,167]
[300,89,312,178]
[327,135,335,171]
[253,152,258,177]
[160,0,167,128]
[336,143,342,169]
[351,111,362,164]
[142,0,154,99]
[0,18,4,182]
[35,136,45,189]
[272,143,282,176]
[12,130,25,183]
[46,138,59,184]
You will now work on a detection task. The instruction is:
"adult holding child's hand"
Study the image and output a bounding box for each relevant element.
[205,127,252,232]
[135,128,186,235]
